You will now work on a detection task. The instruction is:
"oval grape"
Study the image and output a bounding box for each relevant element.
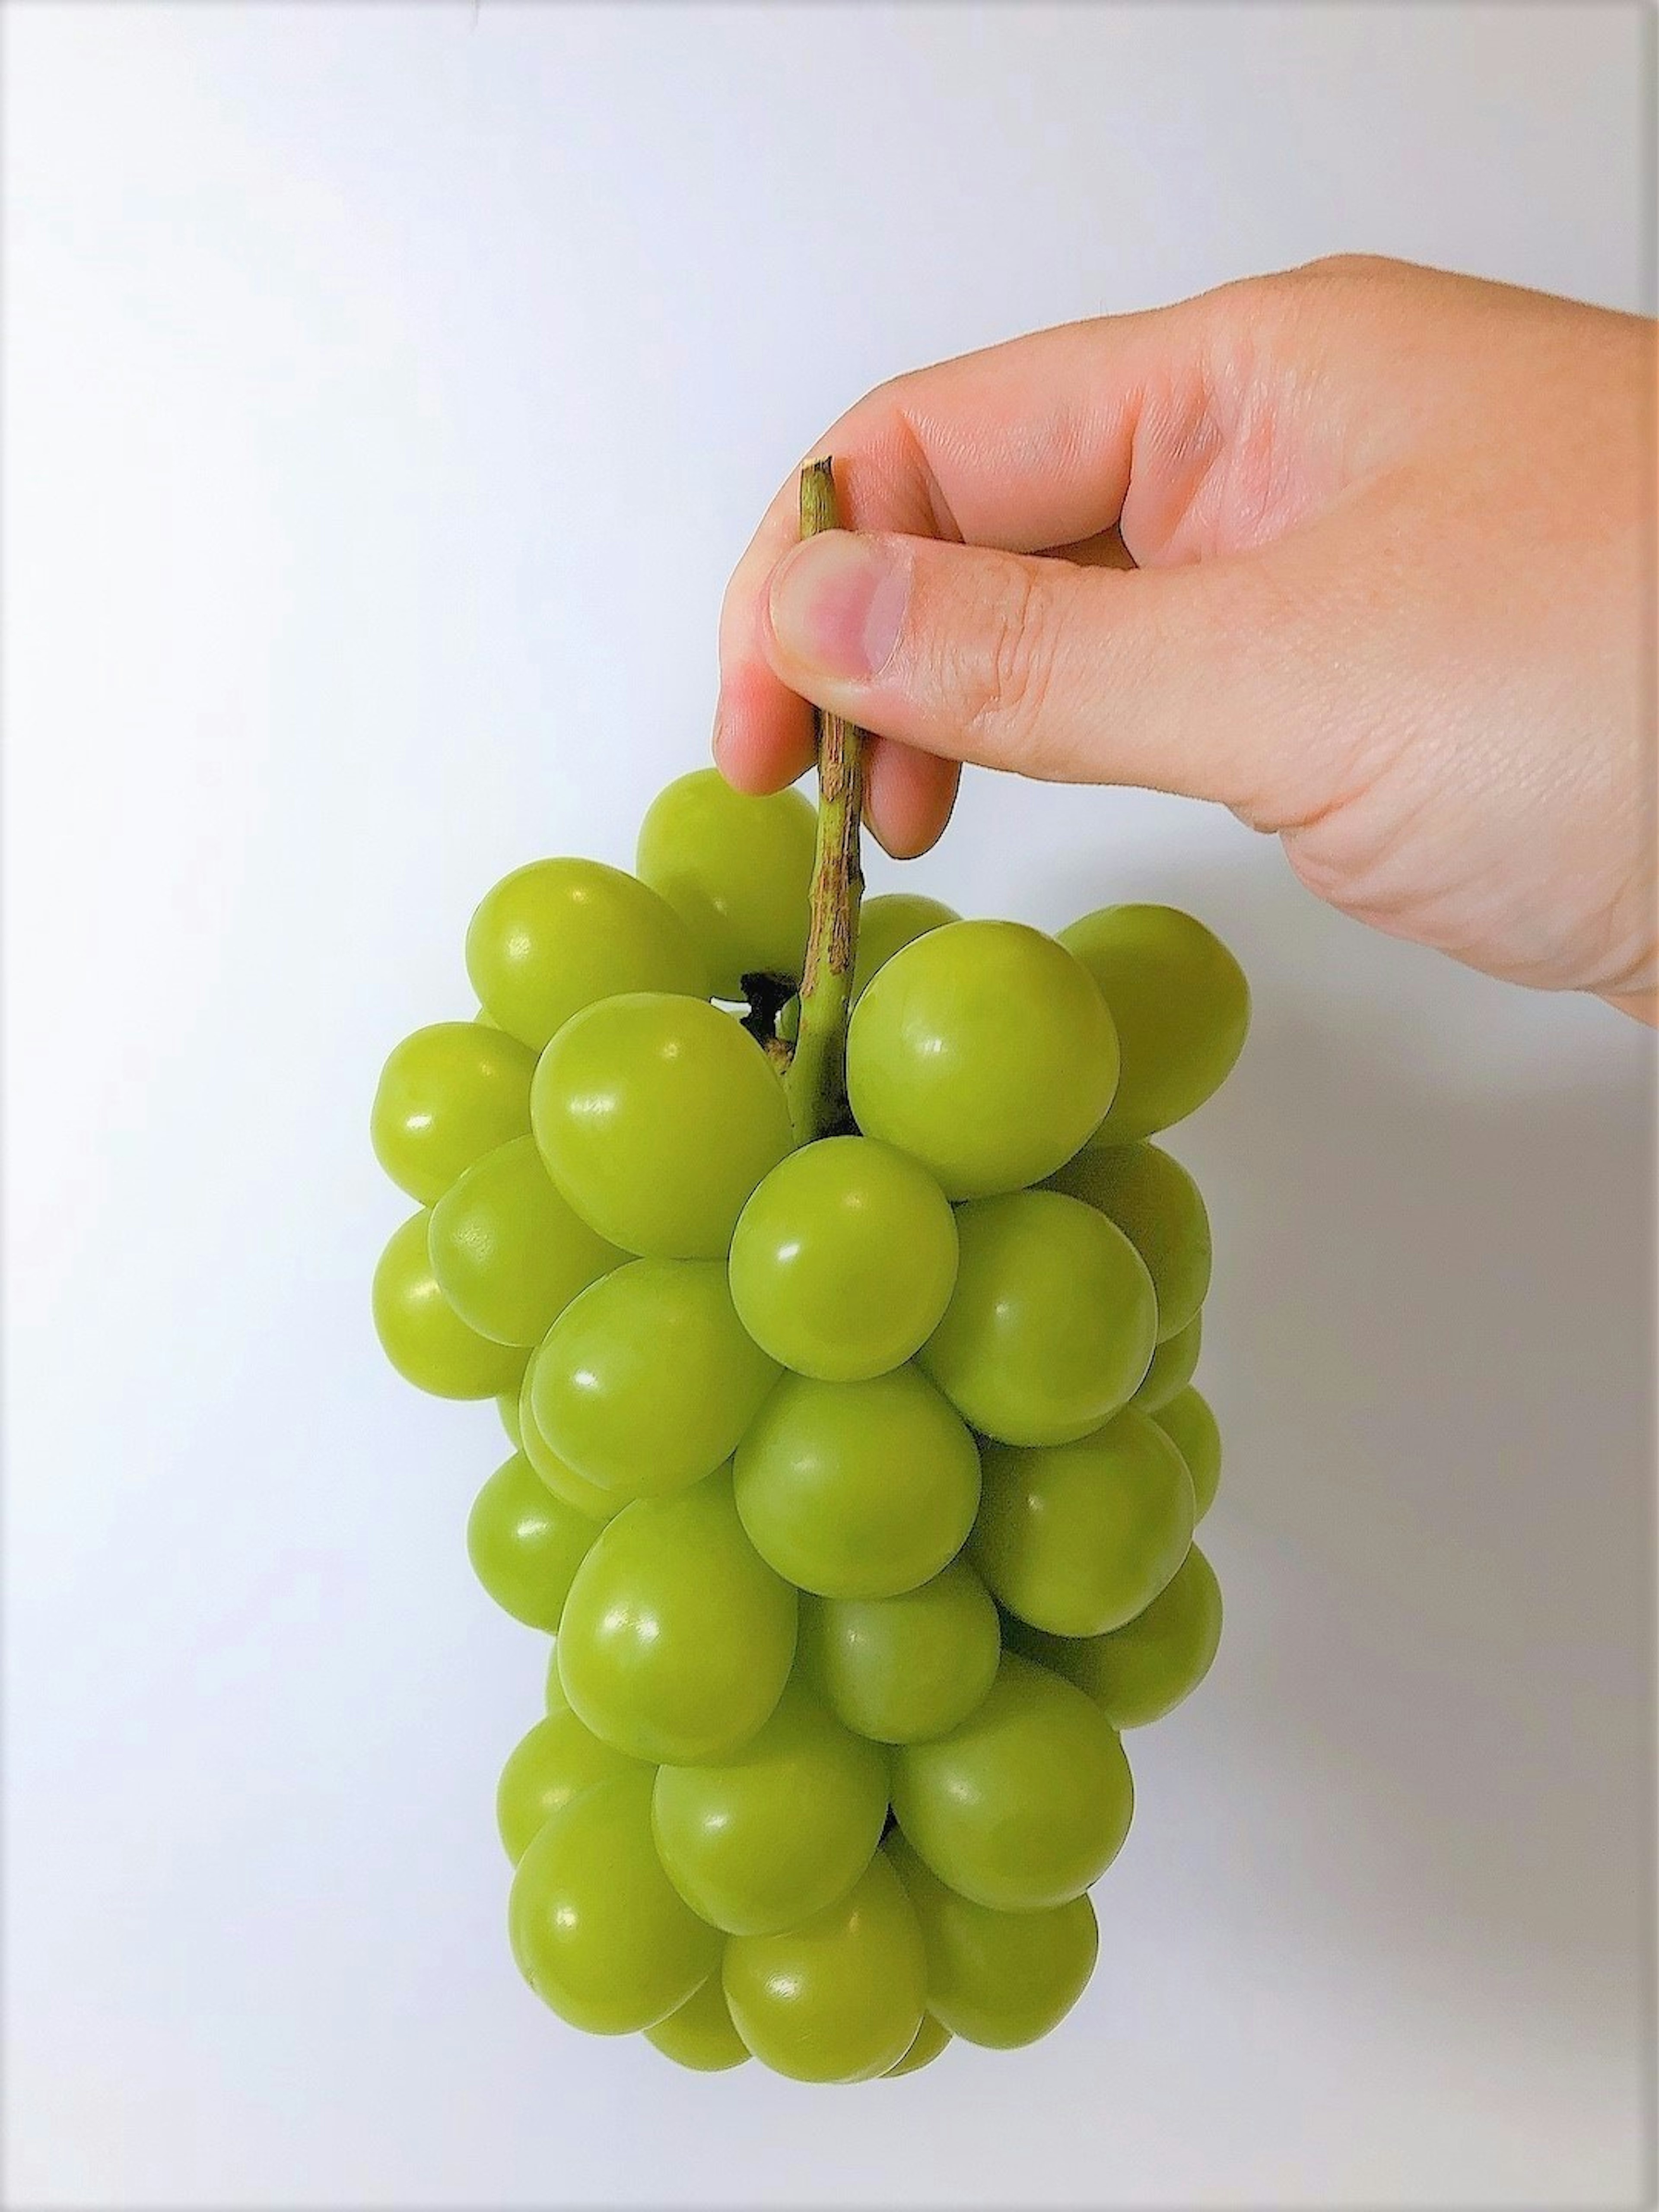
[372,1212,528,1399]
[371,1022,536,1205]
[1050,1140,1211,1343]
[429,1136,622,1347]
[466,1452,600,1630]
[798,1558,1001,1745]
[636,767,817,1000]
[1152,1386,1222,1520]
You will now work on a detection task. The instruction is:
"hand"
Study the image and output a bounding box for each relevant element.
[715,256,1654,1022]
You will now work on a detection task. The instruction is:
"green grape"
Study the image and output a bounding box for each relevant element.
[428,1136,623,1348]
[918,1191,1157,1447]
[370,1022,537,1205]
[1060,905,1249,1145]
[466,857,708,1052]
[722,1853,927,2083]
[884,2012,952,2076]
[652,1678,889,1936]
[852,893,960,1003]
[533,993,792,1259]
[466,1452,600,1630]
[516,1351,625,1523]
[890,1652,1133,1911]
[635,767,817,1001]
[845,921,1119,1201]
[1130,1312,1201,1413]
[797,1559,1001,1745]
[973,1409,1195,1637]
[728,1137,959,1382]
[885,1832,1098,2049]
[1015,1545,1223,1729]
[1152,1386,1222,1521]
[497,1390,523,1448]
[496,1707,642,1863]
[372,1213,528,1399]
[645,1975,752,2072]
[733,1368,981,1600]
[531,1260,780,1499]
[544,1639,567,1713]
[1049,1141,1211,1343]
[557,1468,798,1764]
[509,1770,720,2035]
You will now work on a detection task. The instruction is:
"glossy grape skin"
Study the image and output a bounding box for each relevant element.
[733,1368,981,1600]
[885,1832,1098,2049]
[1014,1545,1223,1729]
[515,1353,624,1522]
[1060,905,1249,1145]
[428,1136,623,1348]
[919,1191,1157,1447]
[496,1708,642,1863]
[1153,1386,1222,1521]
[544,1640,568,1713]
[556,1468,798,1764]
[497,1391,523,1448]
[531,1260,780,1500]
[890,1652,1134,1911]
[466,1453,600,1630]
[1130,1312,1201,1413]
[722,1853,927,2083]
[372,1213,528,1399]
[645,1974,752,2072]
[533,993,792,1260]
[884,2012,952,2076]
[371,1022,537,1205]
[509,1771,720,2036]
[852,893,960,1003]
[797,1559,1001,1745]
[728,1138,959,1382]
[1049,1141,1211,1344]
[845,921,1120,1201]
[466,857,708,1052]
[636,768,817,1001]
[973,1411,1195,1637]
[652,1678,889,1936]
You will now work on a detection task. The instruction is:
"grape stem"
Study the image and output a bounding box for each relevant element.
[783,458,866,1145]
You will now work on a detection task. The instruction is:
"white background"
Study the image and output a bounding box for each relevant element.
[3,4,1653,2206]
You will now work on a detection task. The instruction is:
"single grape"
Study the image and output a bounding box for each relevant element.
[973,1410,1195,1637]
[1060,905,1249,1145]
[1152,1386,1222,1521]
[531,1259,779,1499]
[797,1559,1001,1745]
[852,893,960,1003]
[544,1639,567,1713]
[722,1853,927,2083]
[516,1351,625,1522]
[372,1213,528,1399]
[890,1652,1133,1911]
[497,1391,523,1449]
[1049,1141,1211,1343]
[884,2012,952,2076]
[652,1678,889,1936]
[733,1368,981,1600]
[885,1831,1098,2049]
[728,1138,959,1382]
[845,921,1119,1200]
[919,1191,1156,1447]
[1014,1545,1223,1729]
[509,1771,720,2036]
[645,1975,752,2072]
[467,1453,600,1630]
[1129,1312,1201,1413]
[496,1707,642,1863]
[533,993,792,1259]
[429,1136,622,1347]
[466,857,708,1051]
[556,1468,797,1764]
[370,1022,536,1205]
[635,767,817,1001]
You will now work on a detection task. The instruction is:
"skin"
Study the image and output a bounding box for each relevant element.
[715,257,1655,1023]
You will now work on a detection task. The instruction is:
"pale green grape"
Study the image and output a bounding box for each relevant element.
[852,893,960,1003]
[1014,1545,1223,1729]
[1130,1312,1201,1413]
[1060,905,1248,1144]
[496,1707,642,1863]
[466,857,708,1051]
[372,1213,528,1399]
[545,1639,568,1713]
[722,1853,927,2083]
[556,1468,797,1764]
[1153,1386,1222,1520]
[918,1191,1156,1446]
[890,1652,1133,1911]
[645,1975,752,2072]
[652,1678,888,1936]
[533,993,792,1259]
[532,1260,779,1500]
[466,1452,599,1630]
[728,1137,958,1382]
[1049,1141,1211,1342]
[429,1136,622,1347]
[516,1350,625,1523]
[636,767,817,1000]
[845,921,1119,1200]
[973,1410,1195,1637]
[497,1390,523,1448]
[884,2012,952,2076]
[733,1368,981,1600]
[797,1559,1000,1745]
[509,1770,720,2035]
[371,1022,536,1205]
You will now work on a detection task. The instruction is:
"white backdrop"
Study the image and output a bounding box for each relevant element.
[3,5,1653,2206]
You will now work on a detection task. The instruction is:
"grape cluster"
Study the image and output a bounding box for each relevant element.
[372,767,1246,2083]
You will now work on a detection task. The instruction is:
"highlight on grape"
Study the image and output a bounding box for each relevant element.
[371,462,1248,2083]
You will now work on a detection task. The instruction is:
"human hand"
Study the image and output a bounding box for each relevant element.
[715,257,1654,1021]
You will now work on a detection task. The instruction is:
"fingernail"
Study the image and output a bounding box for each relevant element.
[768,532,908,681]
